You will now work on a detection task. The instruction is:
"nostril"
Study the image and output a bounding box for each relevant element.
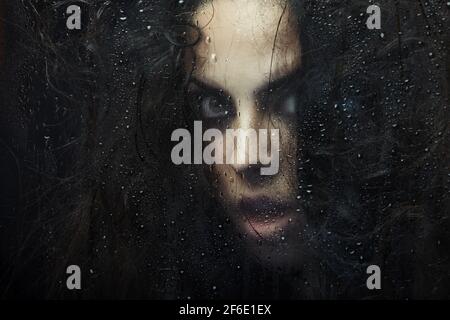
[237,163,267,185]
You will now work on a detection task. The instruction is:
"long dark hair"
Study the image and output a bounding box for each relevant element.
[3,0,449,299]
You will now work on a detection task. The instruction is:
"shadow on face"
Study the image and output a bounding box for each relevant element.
[184,0,309,266]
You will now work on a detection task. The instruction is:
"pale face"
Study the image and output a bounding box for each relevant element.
[185,0,307,264]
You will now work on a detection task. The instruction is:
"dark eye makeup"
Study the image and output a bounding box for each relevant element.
[186,70,303,121]
[186,80,235,120]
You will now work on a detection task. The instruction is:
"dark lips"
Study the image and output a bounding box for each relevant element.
[238,196,294,222]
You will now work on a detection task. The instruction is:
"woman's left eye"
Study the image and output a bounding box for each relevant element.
[277,93,298,116]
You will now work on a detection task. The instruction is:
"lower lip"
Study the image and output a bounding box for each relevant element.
[238,198,294,237]
[243,215,293,238]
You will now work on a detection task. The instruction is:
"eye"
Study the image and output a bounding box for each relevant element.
[279,93,298,115]
[186,81,234,120]
[200,94,233,119]
[267,91,298,117]
[260,82,301,117]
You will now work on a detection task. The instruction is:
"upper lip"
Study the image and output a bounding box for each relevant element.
[238,196,294,220]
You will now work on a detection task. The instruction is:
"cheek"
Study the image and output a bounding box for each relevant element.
[272,117,298,150]
[277,120,299,177]
[207,163,251,205]
[281,124,298,155]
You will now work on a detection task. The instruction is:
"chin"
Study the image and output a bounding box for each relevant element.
[231,207,309,269]
[245,234,309,270]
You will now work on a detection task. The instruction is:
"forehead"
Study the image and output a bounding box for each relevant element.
[189,0,301,96]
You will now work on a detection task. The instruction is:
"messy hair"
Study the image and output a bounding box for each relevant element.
[3,0,449,299]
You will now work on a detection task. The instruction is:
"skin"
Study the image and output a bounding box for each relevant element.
[185,0,307,264]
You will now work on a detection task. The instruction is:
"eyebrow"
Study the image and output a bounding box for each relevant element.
[188,77,231,97]
[256,66,303,94]
[188,66,302,97]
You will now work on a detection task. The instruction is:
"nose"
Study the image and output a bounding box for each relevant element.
[235,162,269,185]
[228,98,258,171]
[227,98,279,181]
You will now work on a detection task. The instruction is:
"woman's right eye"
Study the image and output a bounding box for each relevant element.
[186,81,235,120]
[200,94,233,119]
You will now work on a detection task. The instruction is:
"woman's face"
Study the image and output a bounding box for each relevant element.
[185,0,307,264]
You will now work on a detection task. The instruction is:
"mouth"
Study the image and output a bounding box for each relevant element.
[238,196,295,237]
